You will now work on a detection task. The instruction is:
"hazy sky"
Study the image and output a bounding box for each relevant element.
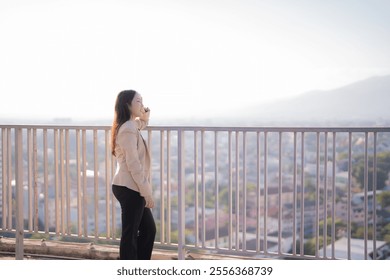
[1,0,389,122]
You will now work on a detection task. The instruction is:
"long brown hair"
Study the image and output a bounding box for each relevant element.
[111,90,137,156]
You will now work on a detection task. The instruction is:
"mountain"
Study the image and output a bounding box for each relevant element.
[237,75,390,126]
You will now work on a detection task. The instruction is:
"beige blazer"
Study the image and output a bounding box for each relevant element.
[112,119,152,197]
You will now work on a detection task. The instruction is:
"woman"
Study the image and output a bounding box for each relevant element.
[111,90,156,260]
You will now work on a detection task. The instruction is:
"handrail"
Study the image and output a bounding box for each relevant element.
[1,124,390,132]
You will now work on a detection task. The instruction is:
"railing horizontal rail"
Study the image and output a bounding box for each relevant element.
[1,124,390,260]
[1,124,389,132]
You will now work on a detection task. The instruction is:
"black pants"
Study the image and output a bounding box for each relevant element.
[112,185,156,260]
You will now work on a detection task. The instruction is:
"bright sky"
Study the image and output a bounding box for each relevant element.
[1,0,389,122]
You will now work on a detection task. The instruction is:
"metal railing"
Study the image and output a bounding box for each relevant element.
[1,125,390,260]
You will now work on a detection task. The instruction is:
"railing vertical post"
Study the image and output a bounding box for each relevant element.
[177,129,186,260]
[331,132,336,259]
[159,130,165,243]
[166,131,172,244]
[278,132,282,255]
[93,129,99,238]
[372,132,378,259]
[214,131,219,249]
[363,132,369,259]
[201,130,206,248]
[263,131,268,254]
[347,132,352,259]
[194,130,199,247]
[15,127,24,260]
[315,132,320,257]
[299,132,305,256]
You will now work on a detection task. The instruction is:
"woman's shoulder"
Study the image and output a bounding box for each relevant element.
[119,120,138,133]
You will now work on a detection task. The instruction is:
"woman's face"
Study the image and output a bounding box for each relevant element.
[129,93,144,118]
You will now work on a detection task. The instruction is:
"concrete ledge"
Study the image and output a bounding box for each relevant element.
[0,236,120,259]
[0,236,259,260]
[0,236,193,260]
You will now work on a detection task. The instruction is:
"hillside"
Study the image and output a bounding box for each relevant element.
[239,75,390,125]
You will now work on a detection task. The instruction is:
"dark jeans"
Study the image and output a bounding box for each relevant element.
[112,185,156,260]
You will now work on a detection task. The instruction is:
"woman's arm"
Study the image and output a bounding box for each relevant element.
[136,107,150,130]
[135,118,149,130]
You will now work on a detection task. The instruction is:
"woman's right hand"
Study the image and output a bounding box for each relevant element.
[144,195,155,208]
[141,107,150,122]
